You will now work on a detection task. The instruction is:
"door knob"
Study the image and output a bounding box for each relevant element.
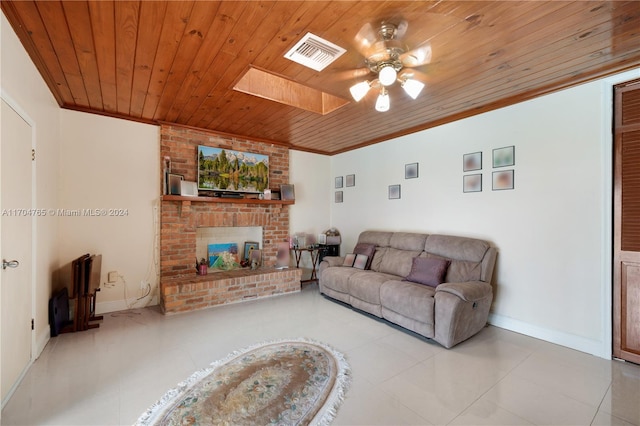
[2,259,19,270]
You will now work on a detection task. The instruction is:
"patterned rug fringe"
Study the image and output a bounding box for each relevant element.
[134,337,351,426]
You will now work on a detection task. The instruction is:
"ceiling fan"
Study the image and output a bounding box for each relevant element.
[349,20,432,112]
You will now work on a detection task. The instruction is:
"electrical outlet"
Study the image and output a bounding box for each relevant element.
[108,271,118,283]
[140,280,146,290]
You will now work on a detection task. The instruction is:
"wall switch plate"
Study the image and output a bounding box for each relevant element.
[108,271,118,283]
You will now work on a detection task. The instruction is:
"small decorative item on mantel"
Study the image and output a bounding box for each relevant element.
[196,258,208,275]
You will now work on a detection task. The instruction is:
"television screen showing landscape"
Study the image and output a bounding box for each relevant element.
[198,145,269,193]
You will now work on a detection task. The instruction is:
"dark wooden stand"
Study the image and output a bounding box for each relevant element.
[293,247,320,283]
[61,254,103,333]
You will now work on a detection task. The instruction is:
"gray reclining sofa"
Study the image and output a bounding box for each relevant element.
[318,231,497,348]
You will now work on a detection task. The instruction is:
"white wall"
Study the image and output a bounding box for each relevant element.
[289,150,331,270]
[59,110,159,314]
[328,69,640,358]
[1,13,61,357]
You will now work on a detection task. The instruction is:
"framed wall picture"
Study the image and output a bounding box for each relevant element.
[463,174,482,193]
[197,145,268,193]
[168,173,184,195]
[463,152,482,171]
[280,184,295,200]
[335,191,343,203]
[389,184,401,199]
[493,146,515,168]
[335,176,343,188]
[249,249,262,267]
[405,163,419,179]
[346,174,355,187]
[492,170,514,190]
[243,242,259,261]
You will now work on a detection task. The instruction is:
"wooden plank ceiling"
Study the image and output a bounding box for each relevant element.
[2,1,640,155]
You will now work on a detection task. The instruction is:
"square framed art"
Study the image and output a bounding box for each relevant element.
[405,163,419,179]
[493,146,515,168]
[463,152,482,171]
[388,184,401,199]
[168,173,184,195]
[492,170,514,190]
[280,184,295,200]
[335,176,343,188]
[463,174,482,193]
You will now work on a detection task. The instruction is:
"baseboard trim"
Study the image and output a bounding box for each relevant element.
[35,328,49,359]
[488,313,607,359]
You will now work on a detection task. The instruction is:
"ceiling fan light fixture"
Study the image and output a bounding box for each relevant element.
[375,88,390,112]
[401,78,425,100]
[349,80,371,102]
[378,65,397,86]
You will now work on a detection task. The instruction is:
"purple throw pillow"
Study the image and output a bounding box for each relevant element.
[353,243,376,270]
[405,257,451,288]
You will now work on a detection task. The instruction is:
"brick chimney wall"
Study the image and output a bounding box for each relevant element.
[160,124,290,278]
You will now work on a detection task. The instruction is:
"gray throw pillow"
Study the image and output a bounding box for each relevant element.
[405,257,451,288]
[343,253,356,267]
[353,254,368,270]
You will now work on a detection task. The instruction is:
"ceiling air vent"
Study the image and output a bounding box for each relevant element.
[284,32,346,72]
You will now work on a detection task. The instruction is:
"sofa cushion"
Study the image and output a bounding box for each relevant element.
[348,271,397,305]
[380,280,436,325]
[357,231,393,247]
[343,253,356,267]
[353,254,368,270]
[405,257,450,287]
[370,247,387,272]
[378,247,421,277]
[353,243,376,269]
[425,253,482,282]
[320,267,360,294]
[424,234,489,262]
[389,232,428,251]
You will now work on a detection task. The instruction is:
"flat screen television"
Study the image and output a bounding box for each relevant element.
[197,145,269,193]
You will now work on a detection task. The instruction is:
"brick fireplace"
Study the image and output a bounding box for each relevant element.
[159,124,301,314]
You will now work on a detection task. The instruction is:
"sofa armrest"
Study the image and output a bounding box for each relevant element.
[321,256,345,268]
[318,256,345,280]
[436,281,492,302]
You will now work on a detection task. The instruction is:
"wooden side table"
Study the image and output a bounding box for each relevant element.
[293,247,320,283]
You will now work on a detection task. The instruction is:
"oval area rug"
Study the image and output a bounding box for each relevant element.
[135,339,351,426]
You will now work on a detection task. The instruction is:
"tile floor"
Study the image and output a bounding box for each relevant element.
[2,283,640,425]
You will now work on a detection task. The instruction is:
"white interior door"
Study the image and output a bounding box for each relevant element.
[1,98,33,405]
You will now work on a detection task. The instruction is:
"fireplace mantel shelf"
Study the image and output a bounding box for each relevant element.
[162,195,294,205]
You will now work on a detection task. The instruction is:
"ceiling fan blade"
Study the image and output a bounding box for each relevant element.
[353,22,379,58]
[394,19,409,39]
[326,67,371,82]
[401,43,433,67]
[399,68,429,83]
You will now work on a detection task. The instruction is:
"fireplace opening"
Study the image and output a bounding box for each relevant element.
[196,226,263,271]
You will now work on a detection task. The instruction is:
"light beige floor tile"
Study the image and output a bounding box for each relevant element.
[599,361,640,426]
[510,348,612,406]
[345,339,422,385]
[335,376,431,425]
[449,398,534,426]
[592,409,638,426]
[484,374,598,425]
[378,352,509,425]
